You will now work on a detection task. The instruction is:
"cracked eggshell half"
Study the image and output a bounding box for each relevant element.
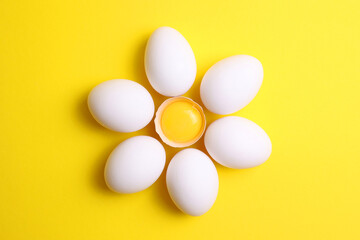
[154,97,206,148]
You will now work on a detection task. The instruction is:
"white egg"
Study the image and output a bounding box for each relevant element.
[205,116,272,169]
[166,148,218,216]
[88,79,154,132]
[105,136,166,194]
[145,27,196,97]
[200,55,263,114]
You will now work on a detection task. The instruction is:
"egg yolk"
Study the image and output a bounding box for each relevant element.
[160,99,204,143]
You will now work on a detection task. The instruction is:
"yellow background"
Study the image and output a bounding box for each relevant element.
[1,0,359,239]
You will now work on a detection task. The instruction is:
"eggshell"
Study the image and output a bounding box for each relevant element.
[154,97,206,148]
[105,136,166,194]
[166,148,218,216]
[88,79,154,132]
[145,27,196,96]
[205,116,272,169]
[200,55,263,114]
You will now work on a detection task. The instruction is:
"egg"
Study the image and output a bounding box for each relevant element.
[145,27,196,96]
[154,97,206,148]
[88,79,154,132]
[166,148,218,216]
[205,116,272,169]
[104,136,166,194]
[200,55,263,115]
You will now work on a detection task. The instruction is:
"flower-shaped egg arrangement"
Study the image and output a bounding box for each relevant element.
[88,27,272,216]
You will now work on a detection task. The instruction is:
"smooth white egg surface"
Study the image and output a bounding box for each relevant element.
[200,55,263,114]
[166,148,218,216]
[104,136,166,194]
[88,79,154,132]
[205,116,272,169]
[145,26,196,97]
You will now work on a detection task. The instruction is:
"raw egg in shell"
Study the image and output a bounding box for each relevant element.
[155,97,206,148]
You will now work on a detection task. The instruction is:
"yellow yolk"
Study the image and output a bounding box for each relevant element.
[160,99,204,143]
